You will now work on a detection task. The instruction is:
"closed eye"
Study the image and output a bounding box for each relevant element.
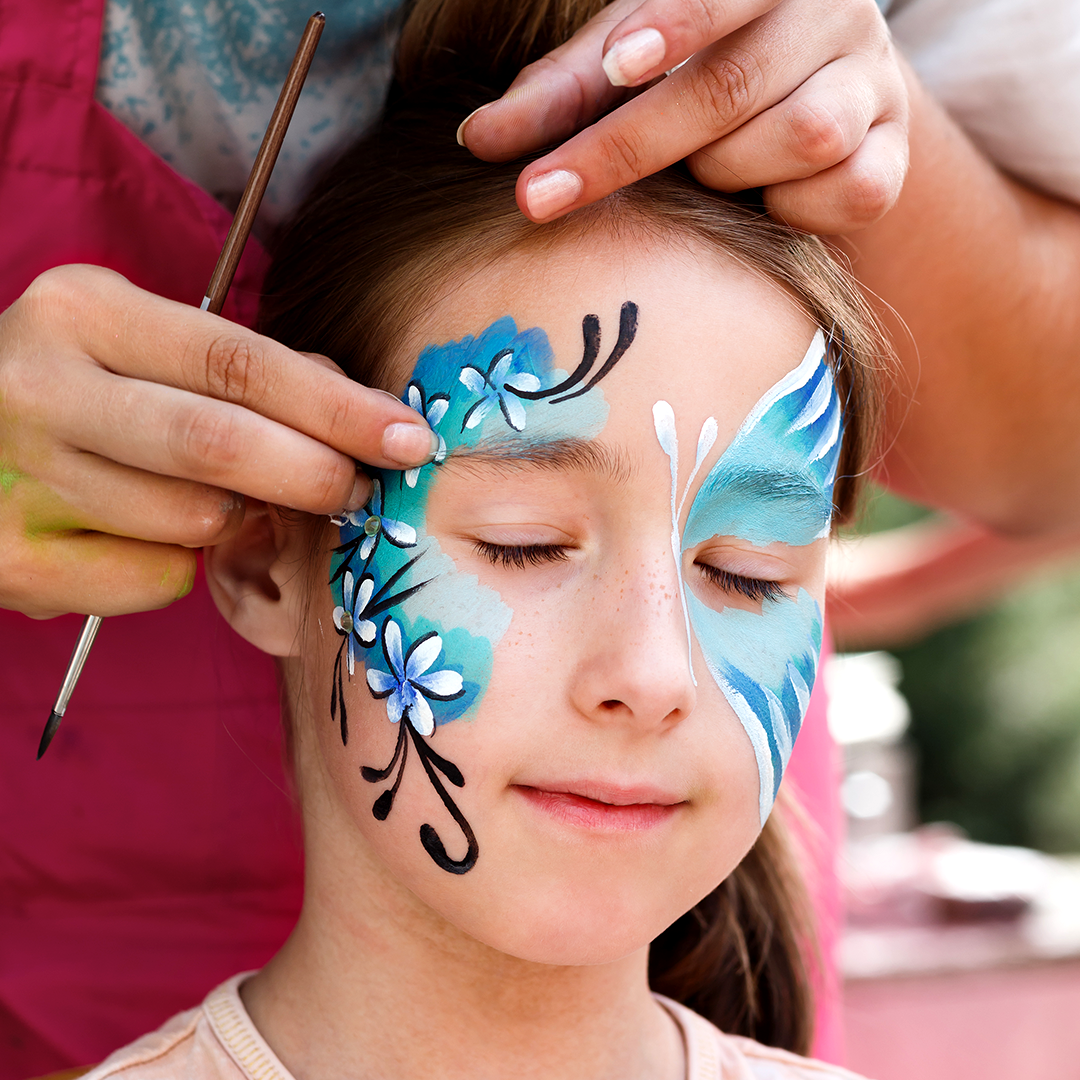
[473,541,571,569]
[697,563,786,604]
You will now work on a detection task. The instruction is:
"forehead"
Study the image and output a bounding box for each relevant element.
[398,231,818,453]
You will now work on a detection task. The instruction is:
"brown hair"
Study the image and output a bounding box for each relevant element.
[260,0,887,1055]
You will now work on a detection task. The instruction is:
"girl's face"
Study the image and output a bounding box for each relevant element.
[299,233,838,966]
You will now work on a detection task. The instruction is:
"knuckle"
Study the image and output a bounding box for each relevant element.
[169,404,245,478]
[600,124,652,183]
[784,101,849,171]
[201,334,265,404]
[179,487,242,545]
[693,49,764,126]
[838,160,895,225]
[303,454,352,513]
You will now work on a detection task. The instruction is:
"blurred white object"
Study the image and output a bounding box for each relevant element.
[826,652,915,838]
[826,651,910,746]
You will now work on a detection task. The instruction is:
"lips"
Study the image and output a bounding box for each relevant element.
[513,781,684,832]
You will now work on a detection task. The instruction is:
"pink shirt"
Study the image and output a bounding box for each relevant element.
[83,975,865,1080]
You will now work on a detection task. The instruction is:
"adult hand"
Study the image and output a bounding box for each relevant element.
[459,0,908,234]
[0,265,437,619]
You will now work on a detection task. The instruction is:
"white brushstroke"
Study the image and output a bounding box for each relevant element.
[653,401,697,686]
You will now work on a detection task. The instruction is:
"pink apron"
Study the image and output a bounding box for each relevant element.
[0,3,301,1075]
[0,1,843,1070]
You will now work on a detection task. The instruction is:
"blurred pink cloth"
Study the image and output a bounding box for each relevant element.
[0,1,844,1073]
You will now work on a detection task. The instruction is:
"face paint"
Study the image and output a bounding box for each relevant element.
[330,305,637,872]
[655,330,842,824]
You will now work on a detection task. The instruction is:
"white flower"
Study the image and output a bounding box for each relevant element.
[365,619,465,736]
[459,348,541,433]
[332,570,377,675]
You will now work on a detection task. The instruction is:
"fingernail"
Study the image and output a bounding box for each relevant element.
[344,471,373,513]
[382,423,441,467]
[456,101,496,146]
[524,170,583,221]
[602,28,666,87]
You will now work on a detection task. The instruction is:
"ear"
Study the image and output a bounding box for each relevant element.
[204,500,313,657]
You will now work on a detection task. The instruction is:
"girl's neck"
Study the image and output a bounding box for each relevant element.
[241,881,685,1080]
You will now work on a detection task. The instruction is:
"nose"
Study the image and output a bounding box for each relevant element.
[568,547,697,731]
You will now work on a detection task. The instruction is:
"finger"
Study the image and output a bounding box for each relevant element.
[687,54,886,192]
[515,18,811,221]
[0,530,197,619]
[760,120,909,233]
[600,0,776,87]
[55,362,369,515]
[459,0,639,161]
[31,266,437,471]
[30,448,247,548]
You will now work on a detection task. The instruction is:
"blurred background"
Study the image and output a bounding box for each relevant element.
[828,487,1080,1080]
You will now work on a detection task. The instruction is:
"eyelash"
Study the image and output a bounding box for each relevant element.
[474,541,571,569]
[474,542,785,603]
[697,563,786,604]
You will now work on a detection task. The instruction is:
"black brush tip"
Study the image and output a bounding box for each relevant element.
[37,710,63,760]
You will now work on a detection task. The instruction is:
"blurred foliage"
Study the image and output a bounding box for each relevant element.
[849,487,1080,853]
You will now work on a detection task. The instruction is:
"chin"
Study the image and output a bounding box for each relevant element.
[423,865,711,968]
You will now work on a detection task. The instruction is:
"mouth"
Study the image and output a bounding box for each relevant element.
[513,782,684,832]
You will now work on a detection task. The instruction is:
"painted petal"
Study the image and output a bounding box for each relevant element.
[409,692,435,736]
[405,633,443,679]
[387,689,405,725]
[382,518,417,546]
[341,570,356,609]
[407,383,423,412]
[652,400,678,463]
[404,466,419,488]
[505,372,540,393]
[357,619,377,647]
[434,434,447,464]
[426,396,449,427]
[462,396,494,430]
[346,636,357,677]
[368,478,383,515]
[459,366,487,394]
[413,669,463,698]
[490,349,514,382]
[332,606,348,633]
[384,619,405,678]
[359,533,376,561]
[500,392,527,432]
[354,575,375,614]
[694,417,718,472]
[366,669,398,695]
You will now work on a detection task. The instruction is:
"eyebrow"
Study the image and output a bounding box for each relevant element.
[446,437,636,486]
[708,465,831,508]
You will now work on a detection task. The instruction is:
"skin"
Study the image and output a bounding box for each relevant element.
[205,232,827,1080]
[841,61,1080,536]
[461,0,908,233]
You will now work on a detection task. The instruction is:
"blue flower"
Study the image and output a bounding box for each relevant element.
[337,477,417,560]
[405,381,448,487]
[460,347,541,432]
[366,619,465,736]
[332,570,377,674]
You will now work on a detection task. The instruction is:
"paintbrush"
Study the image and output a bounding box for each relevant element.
[37,12,326,760]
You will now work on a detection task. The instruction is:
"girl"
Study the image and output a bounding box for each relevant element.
[82,1,883,1076]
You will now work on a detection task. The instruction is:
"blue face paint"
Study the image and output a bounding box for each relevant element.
[329,305,636,873]
[655,330,842,823]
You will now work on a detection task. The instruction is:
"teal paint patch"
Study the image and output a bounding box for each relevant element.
[327,306,636,874]
[682,331,841,550]
[655,331,841,824]
[686,588,821,824]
